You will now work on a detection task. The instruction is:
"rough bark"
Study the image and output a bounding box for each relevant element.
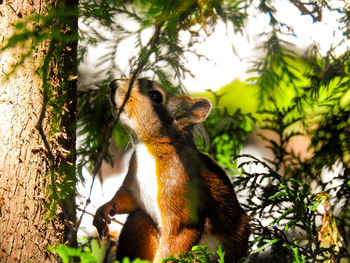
[0,1,77,262]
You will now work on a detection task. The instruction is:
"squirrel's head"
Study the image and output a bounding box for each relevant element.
[110,78,212,143]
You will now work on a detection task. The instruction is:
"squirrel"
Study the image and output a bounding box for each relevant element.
[93,78,250,262]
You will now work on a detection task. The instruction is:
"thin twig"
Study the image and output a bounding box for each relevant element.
[76,207,124,226]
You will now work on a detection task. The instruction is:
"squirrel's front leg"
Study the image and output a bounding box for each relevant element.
[93,186,138,237]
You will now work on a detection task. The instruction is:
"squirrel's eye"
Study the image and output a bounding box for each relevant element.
[148,90,163,104]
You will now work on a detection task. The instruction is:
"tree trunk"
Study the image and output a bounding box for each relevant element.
[0,1,77,262]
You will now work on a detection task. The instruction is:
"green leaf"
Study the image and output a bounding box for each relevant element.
[310,195,326,211]
[250,238,280,254]
[216,246,225,263]
[272,208,294,225]
[48,244,98,263]
[268,191,288,200]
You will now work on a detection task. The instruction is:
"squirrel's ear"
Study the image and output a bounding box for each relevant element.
[189,97,212,123]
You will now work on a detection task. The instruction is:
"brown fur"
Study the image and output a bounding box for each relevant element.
[116,209,159,261]
[93,79,250,262]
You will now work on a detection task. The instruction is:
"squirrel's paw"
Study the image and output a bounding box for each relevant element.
[93,203,119,238]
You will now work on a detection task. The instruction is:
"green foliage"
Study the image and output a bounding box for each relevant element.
[49,243,226,263]
[161,245,224,263]
[117,258,151,263]
[232,108,349,261]
[231,55,349,261]
[48,243,98,263]
[48,241,150,263]
[216,245,226,263]
[248,33,300,108]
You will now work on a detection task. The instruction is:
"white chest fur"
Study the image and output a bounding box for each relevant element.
[132,143,161,226]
